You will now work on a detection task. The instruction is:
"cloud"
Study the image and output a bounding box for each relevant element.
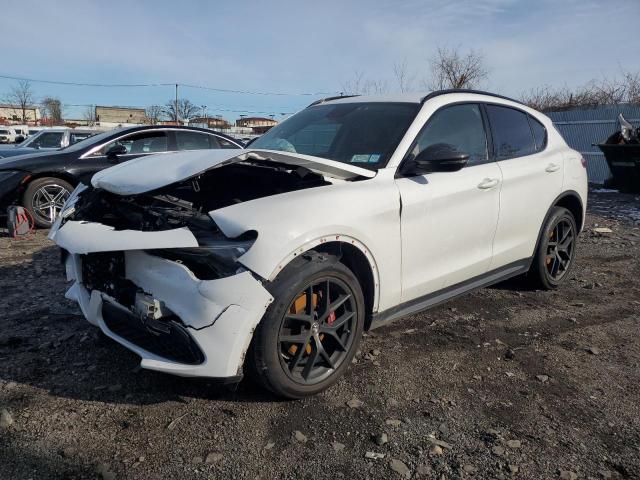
[1,0,638,118]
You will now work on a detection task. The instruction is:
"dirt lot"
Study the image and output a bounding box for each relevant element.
[1,189,639,480]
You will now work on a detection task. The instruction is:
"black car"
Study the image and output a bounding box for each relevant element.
[0,125,243,227]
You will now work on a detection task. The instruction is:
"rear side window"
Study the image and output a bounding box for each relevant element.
[486,105,536,160]
[528,116,547,151]
[176,131,210,151]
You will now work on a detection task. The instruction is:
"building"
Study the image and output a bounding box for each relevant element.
[235,116,277,134]
[189,116,231,129]
[547,104,640,184]
[0,104,41,125]
[95,106,147,126]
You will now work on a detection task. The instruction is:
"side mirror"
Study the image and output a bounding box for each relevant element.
[105,144,128,162]
[14,135,25,144]
[402,143,470,176]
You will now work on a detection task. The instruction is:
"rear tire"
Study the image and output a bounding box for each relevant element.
[528,206,578,290]
[22,177,73,228]
[249,253,365,399]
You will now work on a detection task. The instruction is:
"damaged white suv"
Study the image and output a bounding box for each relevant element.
[49,90,587,398]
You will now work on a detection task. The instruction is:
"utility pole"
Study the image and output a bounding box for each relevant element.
[175,83,179,125]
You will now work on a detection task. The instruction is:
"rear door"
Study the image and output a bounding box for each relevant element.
[395,103,502,301]
[486,104,564,269]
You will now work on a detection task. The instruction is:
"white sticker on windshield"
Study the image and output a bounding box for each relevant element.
[351,154,382,163]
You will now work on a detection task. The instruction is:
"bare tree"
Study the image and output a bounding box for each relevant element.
[6,80,34,122]
[164,99,199,124]
[145,105,164,124]
[520,71,640,111]
[340,71,389,95]
[41,96,63,125]
[83,106,97,126]
[393,59,414,93]
[427,46,488,90]
[622,70,640,105]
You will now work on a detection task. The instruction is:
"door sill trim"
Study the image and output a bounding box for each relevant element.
[370,258,531,329]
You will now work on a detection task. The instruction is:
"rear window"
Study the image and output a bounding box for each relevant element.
[486,105,536,160]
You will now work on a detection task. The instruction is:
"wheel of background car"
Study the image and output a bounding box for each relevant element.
[249,253,365,399]
[22,177,73,228]
[528,206,578,290]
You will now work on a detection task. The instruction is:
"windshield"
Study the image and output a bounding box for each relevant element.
[20,130,65,148]
[250,102,419,170]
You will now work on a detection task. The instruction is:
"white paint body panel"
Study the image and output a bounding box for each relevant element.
[395,162,502,301]
[210,168,400,312]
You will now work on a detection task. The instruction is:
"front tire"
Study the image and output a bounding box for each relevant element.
[250,253,365,399]
[22,177,73,228]
[528,206,578,289]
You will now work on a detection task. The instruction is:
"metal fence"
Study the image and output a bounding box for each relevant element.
[547,105,640,184]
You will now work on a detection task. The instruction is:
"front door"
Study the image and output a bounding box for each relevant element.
[395,103,502,302]
[72,130,170,184]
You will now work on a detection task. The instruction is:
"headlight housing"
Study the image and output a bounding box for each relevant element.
[148,231,257,280]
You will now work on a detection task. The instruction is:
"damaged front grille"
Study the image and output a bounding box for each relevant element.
[82,252,205,365]
[82,252,138,307]
[102,302,205,365]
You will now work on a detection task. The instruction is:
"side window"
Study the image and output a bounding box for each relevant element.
[70,132,94,144]
[216,137,239,149]
[91,131,168,156]
[410,104,488,166]
[528,116,547,151]
[175,131,211,151]
[486,105,536,160]
[33,132,64,148]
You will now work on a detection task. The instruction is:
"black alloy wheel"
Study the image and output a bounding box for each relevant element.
[545,217,575,281]
[529,206,578,289]
[278,277,358,384]
[249,254,365,399]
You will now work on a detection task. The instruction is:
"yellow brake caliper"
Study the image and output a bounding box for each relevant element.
[288,292,322,356]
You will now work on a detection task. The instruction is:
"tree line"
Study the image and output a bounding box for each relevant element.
[341,46,640,112]
[1,80,203,125]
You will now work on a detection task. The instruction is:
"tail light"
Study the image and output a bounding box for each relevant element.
[580,156,587,168]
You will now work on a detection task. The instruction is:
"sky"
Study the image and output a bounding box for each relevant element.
[1,0,639,121]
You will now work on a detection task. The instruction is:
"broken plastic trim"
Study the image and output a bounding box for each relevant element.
[149,230,258,281]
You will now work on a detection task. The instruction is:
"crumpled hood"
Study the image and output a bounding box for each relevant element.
[91,148,375,195]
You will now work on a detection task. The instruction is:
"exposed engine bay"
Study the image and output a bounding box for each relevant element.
[67,161,330,233]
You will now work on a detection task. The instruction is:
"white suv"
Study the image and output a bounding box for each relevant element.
[49,90,587,398]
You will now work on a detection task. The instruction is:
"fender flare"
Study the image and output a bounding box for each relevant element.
[266,234,381,312]
[531,190,584,259]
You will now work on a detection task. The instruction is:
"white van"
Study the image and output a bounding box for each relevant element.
[0,127,16,143]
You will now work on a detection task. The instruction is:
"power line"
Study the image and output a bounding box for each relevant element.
[62,103,296,115]
[0,73,337,97]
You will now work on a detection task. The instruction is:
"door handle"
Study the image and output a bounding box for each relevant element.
[477,178,499,189]
[545,163,561,173]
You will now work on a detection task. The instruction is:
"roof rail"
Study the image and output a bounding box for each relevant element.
[421,89,524,106]
[307,94,360,107]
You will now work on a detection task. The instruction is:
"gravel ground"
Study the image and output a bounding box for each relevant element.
[1,189,639,480]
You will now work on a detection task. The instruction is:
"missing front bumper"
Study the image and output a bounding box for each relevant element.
[62,248,273,379]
